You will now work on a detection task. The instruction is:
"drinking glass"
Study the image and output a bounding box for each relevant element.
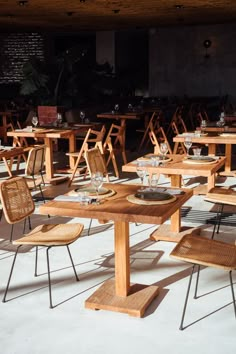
[184,136,192,155]
[57,113,63,126]
[31,116,38,128]
[80,110,85,124]
[148,173,159,189]
[91,172,103,203]
[201,120,207,133]
[114,104,119,113]
[136,163,147,186]
[159,142,168,160]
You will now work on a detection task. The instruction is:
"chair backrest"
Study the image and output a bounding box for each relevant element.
[25,145,46,176]
[84,147,109,181]
[0,176,35,224]
[149,127,173,155]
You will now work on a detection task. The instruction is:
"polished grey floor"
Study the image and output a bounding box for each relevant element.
[0,150,236,354]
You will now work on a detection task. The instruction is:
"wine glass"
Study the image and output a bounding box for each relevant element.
[31,116,38,128]
[159,142,168,160]
[114,104,119,113]
[136,163,147,186]
[91,172,103,203]
[184,136,192,155]
[201,119,207,133]
[148,173,159,189]
[57,113,63,126]
[80,110,85,124]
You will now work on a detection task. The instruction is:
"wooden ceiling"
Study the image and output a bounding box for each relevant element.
[0,0,236,32]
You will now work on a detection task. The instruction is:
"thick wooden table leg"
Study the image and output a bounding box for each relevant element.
[85,221,159,317]
[68,133,76,169]
[44,137,68,185]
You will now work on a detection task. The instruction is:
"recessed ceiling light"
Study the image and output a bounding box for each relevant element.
[18,0,28,6]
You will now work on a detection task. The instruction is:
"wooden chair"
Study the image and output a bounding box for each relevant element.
[67,125,106,186]
[149,127,172,155]
[171,120,187,154]
[170,234,236,330]
[0,176,84,308]
[103,123,126,178]
[137,111,161,151]
[84,147,109,182]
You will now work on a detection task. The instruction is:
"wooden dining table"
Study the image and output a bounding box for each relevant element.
[39,182,194,317]
[173,133,236,176]
[7,126,89,184]
[122,153,226,194]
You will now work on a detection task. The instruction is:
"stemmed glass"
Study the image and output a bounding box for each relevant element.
[136,163,147,187]
[201,120,207,134]
[114,104,119,113]
[184,136,192,155]
[80,110,85,124]
[31,116,38,128]
[57,113,63,126]
[91,172,103,204]
[148,173,159,189]
[159,142,168,160]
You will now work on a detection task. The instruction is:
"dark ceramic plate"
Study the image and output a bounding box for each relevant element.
[135,191,172,201]
[186,156,215,162]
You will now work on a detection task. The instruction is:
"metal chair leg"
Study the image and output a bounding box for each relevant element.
[179,265,195,330]
[34,246,38,276]
[229,271,236,318]
[194,265,200,299]
[66,245,79,281]
[87,218,93,236]
[211,203,224,239]
[46,247,53,309]
[10,224,14,243]
[2,246,21,302]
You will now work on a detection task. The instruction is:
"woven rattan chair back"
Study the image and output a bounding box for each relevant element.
[25,145,45,176]
[84,147,109,182]
[0,176,35,224]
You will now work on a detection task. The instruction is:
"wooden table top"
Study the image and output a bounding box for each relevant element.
[122,154,226,177]
[97,112,141,120]
[173,133,236,144]
[39,183,193,225]
[7,126,86,139]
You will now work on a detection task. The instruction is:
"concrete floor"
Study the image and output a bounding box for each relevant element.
[0,150,236,354]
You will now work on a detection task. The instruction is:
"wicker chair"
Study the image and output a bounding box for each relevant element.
[0,176,84,308]
[204,187,236,239]
[170,234,236,330]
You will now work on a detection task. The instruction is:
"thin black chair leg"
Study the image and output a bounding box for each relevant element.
[87,218,93,236]
[179,265,195,330]
[229,271,236,318]
[216,204,224,234]
[10,224,14,243]
[46,247,53,309]
[34,246,38,276]
[23,219,27,234]
[194,265,201,299]
[66,245,79,281]
[28,216,32,230]
[2,246,21,302]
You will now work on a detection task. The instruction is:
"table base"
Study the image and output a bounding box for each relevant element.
[150,224,201,243]
[218,170,236,177]
[45,176,69,185]
[85,279,159,317]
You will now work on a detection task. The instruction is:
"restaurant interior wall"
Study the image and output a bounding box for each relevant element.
[149,23,236,99]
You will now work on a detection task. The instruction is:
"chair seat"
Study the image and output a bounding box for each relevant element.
[170,234,236,271]
[24,176,44,189]
[13,223,84,246]
[205,187,236,206]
